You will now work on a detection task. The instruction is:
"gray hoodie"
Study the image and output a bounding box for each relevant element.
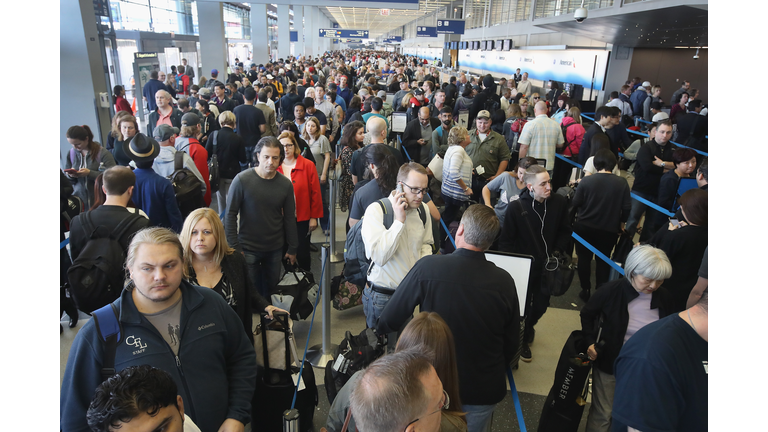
[152,145,207,195]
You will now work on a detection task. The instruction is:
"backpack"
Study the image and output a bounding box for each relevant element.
[324,328,385,404]
[483,96,500,114]
[510,117,527,134]
[167,150,206,218]
[66,212,143,313]
[208,131,221,193]
[91,302,123,382]
[343,198,427,287]
[560,122,579,155]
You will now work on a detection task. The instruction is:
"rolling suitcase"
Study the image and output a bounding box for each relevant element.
[252,312,318,432]
[537,330,593,432]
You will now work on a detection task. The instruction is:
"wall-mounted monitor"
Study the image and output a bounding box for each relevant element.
[473,41,480,50]
[502,39,512,51]
[496,40,503,50]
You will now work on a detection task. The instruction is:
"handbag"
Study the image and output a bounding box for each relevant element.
[208,131,220,193]
[331,273,364,311]
[272,264,319,320]
[611,231,634,265]
[515,200,575,297]
[253,312,298,371]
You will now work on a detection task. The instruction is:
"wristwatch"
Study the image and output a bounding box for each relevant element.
[661,162,666,168]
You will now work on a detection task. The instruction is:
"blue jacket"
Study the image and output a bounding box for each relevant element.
[132,168,183,232]
[338,86,354,107]
[629,89,648,117]
[60,282,257,432]
[142,79,168,112]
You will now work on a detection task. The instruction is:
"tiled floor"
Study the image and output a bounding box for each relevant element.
[62,174,638,431]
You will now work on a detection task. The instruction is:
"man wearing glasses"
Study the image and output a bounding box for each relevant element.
[378,205,520,432]
[361,162,433,329]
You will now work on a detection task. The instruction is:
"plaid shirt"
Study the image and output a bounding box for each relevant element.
[518,114,564,170]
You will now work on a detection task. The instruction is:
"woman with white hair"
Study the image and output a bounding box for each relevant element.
[579,244,676,432]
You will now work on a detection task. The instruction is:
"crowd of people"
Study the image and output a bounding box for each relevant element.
[61,49,707,432]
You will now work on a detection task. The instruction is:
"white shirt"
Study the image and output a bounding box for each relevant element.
[361,195,433,290]
[184,414,202,432]
[606,98,633,117]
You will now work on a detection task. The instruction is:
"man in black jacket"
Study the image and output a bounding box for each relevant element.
[147,90,183,135]
[378,205,519,432]
[469,74,500,126]
[402,106,441,165]
[499,165,572,362]
[675,99,708,152]
[579,105,614,166]
[624,119,676,241]
[444,76,458,108]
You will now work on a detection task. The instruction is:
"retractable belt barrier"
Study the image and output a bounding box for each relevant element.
[579,113,709,157]
[60,238,69,249]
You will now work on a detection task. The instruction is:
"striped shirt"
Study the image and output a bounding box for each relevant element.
[441,145,473,201]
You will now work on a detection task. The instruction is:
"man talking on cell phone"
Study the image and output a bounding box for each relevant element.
[360,162,434,329]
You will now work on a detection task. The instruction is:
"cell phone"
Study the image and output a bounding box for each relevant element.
[669,218,680,228]
[64,168,78,174]
[396,183,403,194]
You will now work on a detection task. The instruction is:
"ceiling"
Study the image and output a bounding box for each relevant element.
[320,0,457,39]
[535,5,707,48]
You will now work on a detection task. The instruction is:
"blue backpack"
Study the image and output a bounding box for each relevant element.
[343,198,426,286]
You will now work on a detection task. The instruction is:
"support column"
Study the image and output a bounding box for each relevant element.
[61,0,112,164]
[601,45,634,105]
[304,6,317,57]
[198,2,227,84]
[250,3,269,63]
[293,6,304,58]
[277,4,290,61]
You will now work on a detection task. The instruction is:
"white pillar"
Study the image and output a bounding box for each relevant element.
[198,2,227,83]
[277,4,290,61]
[293,6,304,58]
[250,3,269,63]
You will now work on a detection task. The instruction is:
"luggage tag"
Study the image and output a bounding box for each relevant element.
[475,165,486,176]
[292,371,307,391]
[333,354,350,374]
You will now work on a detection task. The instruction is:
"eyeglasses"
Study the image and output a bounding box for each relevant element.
[282,144,294,148]
[401,182,428,196]
[533,96,540,99]
[403,389,449,431]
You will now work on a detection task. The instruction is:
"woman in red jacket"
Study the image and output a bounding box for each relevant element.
[113,85,132,114]
[277,131,322,271]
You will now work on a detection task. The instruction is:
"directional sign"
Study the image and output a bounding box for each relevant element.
[416,26,437,37]
[435,20,465,35]
[384,36,402,43]
[341,39,363,43]
[319,28,369,39]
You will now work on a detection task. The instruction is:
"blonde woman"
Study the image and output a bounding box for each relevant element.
[179,208,287,343]
[440,126,473,248]
[302,116,332,232]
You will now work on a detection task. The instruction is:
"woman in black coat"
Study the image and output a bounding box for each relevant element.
[580,244,675,432]
[180,208,287,343]
[647,188,708,312]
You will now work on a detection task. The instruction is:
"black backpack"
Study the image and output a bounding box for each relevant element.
[167,150,206,218]
[343,198,426,287]
[560,123,580,155]
[324,328,385,404]
[66,212,142,313]
[483,96,500,114]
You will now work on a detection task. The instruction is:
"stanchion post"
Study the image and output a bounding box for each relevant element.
[328,177,344,263]
[306,244,339,367]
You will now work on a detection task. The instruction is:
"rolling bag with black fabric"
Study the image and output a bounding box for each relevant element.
[252,312,318,432]
[537,330,594,432]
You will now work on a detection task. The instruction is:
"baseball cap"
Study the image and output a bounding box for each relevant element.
[642,81,652,88]
[250,63,257,68]
[477,110,491,119]
[413,88,424,96]
[377,90,387,98]
[400,77,409,83]
[181,112,201,126]
[652,112,669,122]
[152,124,180,141]
[211,68,218,75]
[266,74,274,80]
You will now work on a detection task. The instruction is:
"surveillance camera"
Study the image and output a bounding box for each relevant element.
[574,7,588,23]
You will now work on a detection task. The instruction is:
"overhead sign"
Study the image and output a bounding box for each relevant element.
[416,26,437,37]
[380,9,390,15]
[290,31,298,42]
[341,38,364,43]
[267,0,418,9]
[435,19,465,35]
[319,28,369,39]
[384,36,402,43]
